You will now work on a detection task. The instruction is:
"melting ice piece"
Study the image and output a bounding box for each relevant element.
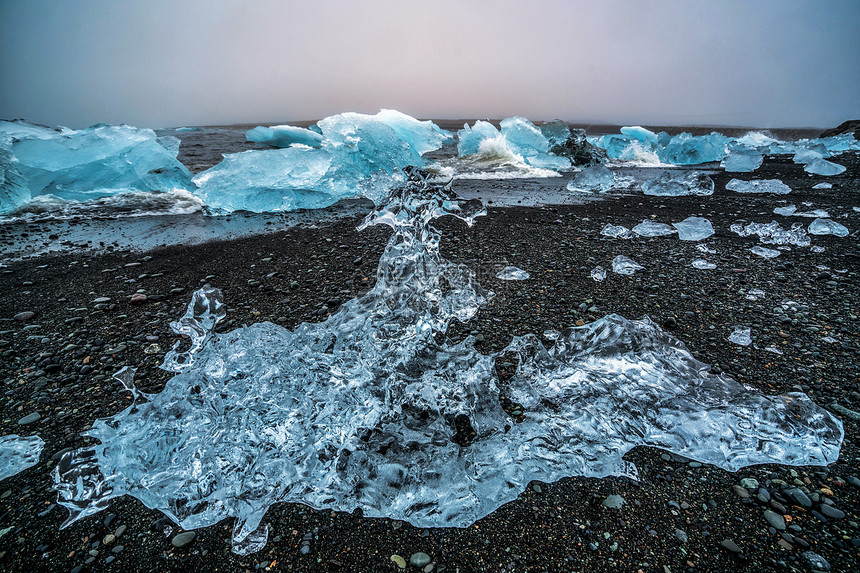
[773,205,797,216]
[659,132,729,165]
[1,135,30,215]
[600,223,633,239]
[765,346,783,355]
[539,120,571,149]
[697,244,717,254]
[730,221,810,246]
[458,118,571,171]
[812,183,832,190]
[246,125,324,148]
[0,434,45,481]
[728,327,752,346]
[811,245,825,253]
[726,179,791,195]
[457,121,501,156]
[691,259,716,270]
[590,265,607,281]
[620,126,658,145]
[792,148,825,165]
[612,255,644,274]
[745,288,766,301]
[496,266,530,280]
[804,158,846,176]
[2,123,193,201]
[750,246,781,258]
[808,218,849,237]
[632,220,676,237]
[721,143,763,172]
[673,217,714,241]
[641,171,714,196]
[52,178,843,555]
[566,165,614,192]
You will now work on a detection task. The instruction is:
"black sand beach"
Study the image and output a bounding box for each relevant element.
[1,153,858,572]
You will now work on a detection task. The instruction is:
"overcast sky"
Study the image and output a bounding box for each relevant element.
[1,0,857,129]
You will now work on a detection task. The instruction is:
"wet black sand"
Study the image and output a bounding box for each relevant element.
[0,153,858,572]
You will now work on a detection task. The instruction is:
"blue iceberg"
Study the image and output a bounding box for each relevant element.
[659,132,729,165]
[246,125,324,148]
[566,164,614,192]
[804,158,846,176]
[0,135,30,215]
[195,110,453,213]
[0,121,193,202]
[721,142,763,172]
[457,117,571,171]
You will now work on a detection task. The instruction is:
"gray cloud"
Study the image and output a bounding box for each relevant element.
[1,0,857,128]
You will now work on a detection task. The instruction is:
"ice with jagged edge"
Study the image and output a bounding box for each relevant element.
[0,434,45,481]
[1,135,30,215]
[691,259,716,270]
[726,178,791,195]
[773,205,830,218]
[642,171,714,196]
[566,165,614,192]
[808,218,849,237]
[496,266,530,280]
[673,217,714,241]
[731,221,810,246]
[246,125,323,148]
[611,255,645,274]
[632,220,676,237]
[728,327,752,346]
[195,110,454,213]
[600,224,633,239]
[804,158,846,176]
[721,143,763,172]
[457,118,571,172]
[53,178,843,555]
[0,121,193,203]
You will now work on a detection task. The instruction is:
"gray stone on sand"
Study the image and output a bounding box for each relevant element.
[602,494,626,509]
[171,531,196,548]
[410,552,432,568]
[763,509,786,530]
[17,412,41,425]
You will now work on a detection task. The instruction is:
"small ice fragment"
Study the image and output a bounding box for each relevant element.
[590,265,607,281]
[765,346,783,355]
[496,266,530,280]
[691,259,716,269]
[543,329,561,341]
[822,336,838,344]
[808,218,849,237]
[812,183,832,190]
[854,207,860,212]
[773,205,797,216]
[728,327,752,346]
[673,216,714,241]
[750,246,780,258]
[566,164,614,192]
[726,179,791,195]
[745,289,766,301]
[730,221,810,246]
[811,245,825,253]
[600,224,633,239]
[696,244,717,254]
[612,255,644,275]
[804,158,846,176]
[0,434,45,481]
[642,171,714,196]
[632,220,676,237]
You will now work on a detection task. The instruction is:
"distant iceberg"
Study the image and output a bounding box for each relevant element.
[246,125,323,148]
[457,117,571,172]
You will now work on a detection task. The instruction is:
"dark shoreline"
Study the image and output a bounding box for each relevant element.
[0,154,858,572]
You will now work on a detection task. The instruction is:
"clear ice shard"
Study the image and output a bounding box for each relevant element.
[246,125,324,148]
[0,434,44,481]
[0,135,30,215]
[812,183,832,190]
[773,206,830,218]
[730,221,810,246]
[804,158,846,176]
[612,255,645,274]
[673,217,714,241]
[726,179,791,195]
[773,205,798,216]
[792,148,824,165]
[691,259,716,270]
[195,110,452,213]
[641,171,714,196]
[53,177,843,555]
[808,218,849,237]
[659,132,729,165]
[750,246,781,258]
[632,220,676,237]
[600,224,633,239]
[728,327,752,346]
[566,165,614,192]
[590,266,607,281]
[0,122,193,202]
[496,266,530,280]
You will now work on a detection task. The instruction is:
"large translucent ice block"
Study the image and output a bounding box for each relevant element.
[659,132,729,165]
[726,178,791,195]
[0,434,44,481]
[54,178,843,556]
[246,125,324,148]
[0,135,30,215]
[566,165,614,192]
[673,217,714,241]
[642,171,714,196]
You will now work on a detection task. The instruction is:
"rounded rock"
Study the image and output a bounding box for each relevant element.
[390,554,407,569]
[170,531,196,548]
[410,552,432,568]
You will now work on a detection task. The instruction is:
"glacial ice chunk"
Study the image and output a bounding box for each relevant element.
[0,135,30,215]
[539,120,570,149]
[750,246,781,258]
[496,266,530,280]
[726,179,791,195]
[792,148,824,165]
[773,205,830,218]
[808,218,849,237]
[730,221,810,246]
[458,118,571,171]
[804,158,846,176]
[620,126,658,145]
[773,205,797,216]
[2,123,193,201]
[812,183,832,190]
[728,327,752,346]
[246,125,324,148]
[612,255,644,274]
[600,224,633,239]
[721,143,763,172]
[659,132,729,165]
[691,259,716,270]
[590,266,607,281]
[672,217,714,241]
[0,434,44,481]
[566,165,614,192]
[52,178,843,555]
[375,109,455,155]
[632,220,676,237]
[457,121,501,156]
[642,171,714,196]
